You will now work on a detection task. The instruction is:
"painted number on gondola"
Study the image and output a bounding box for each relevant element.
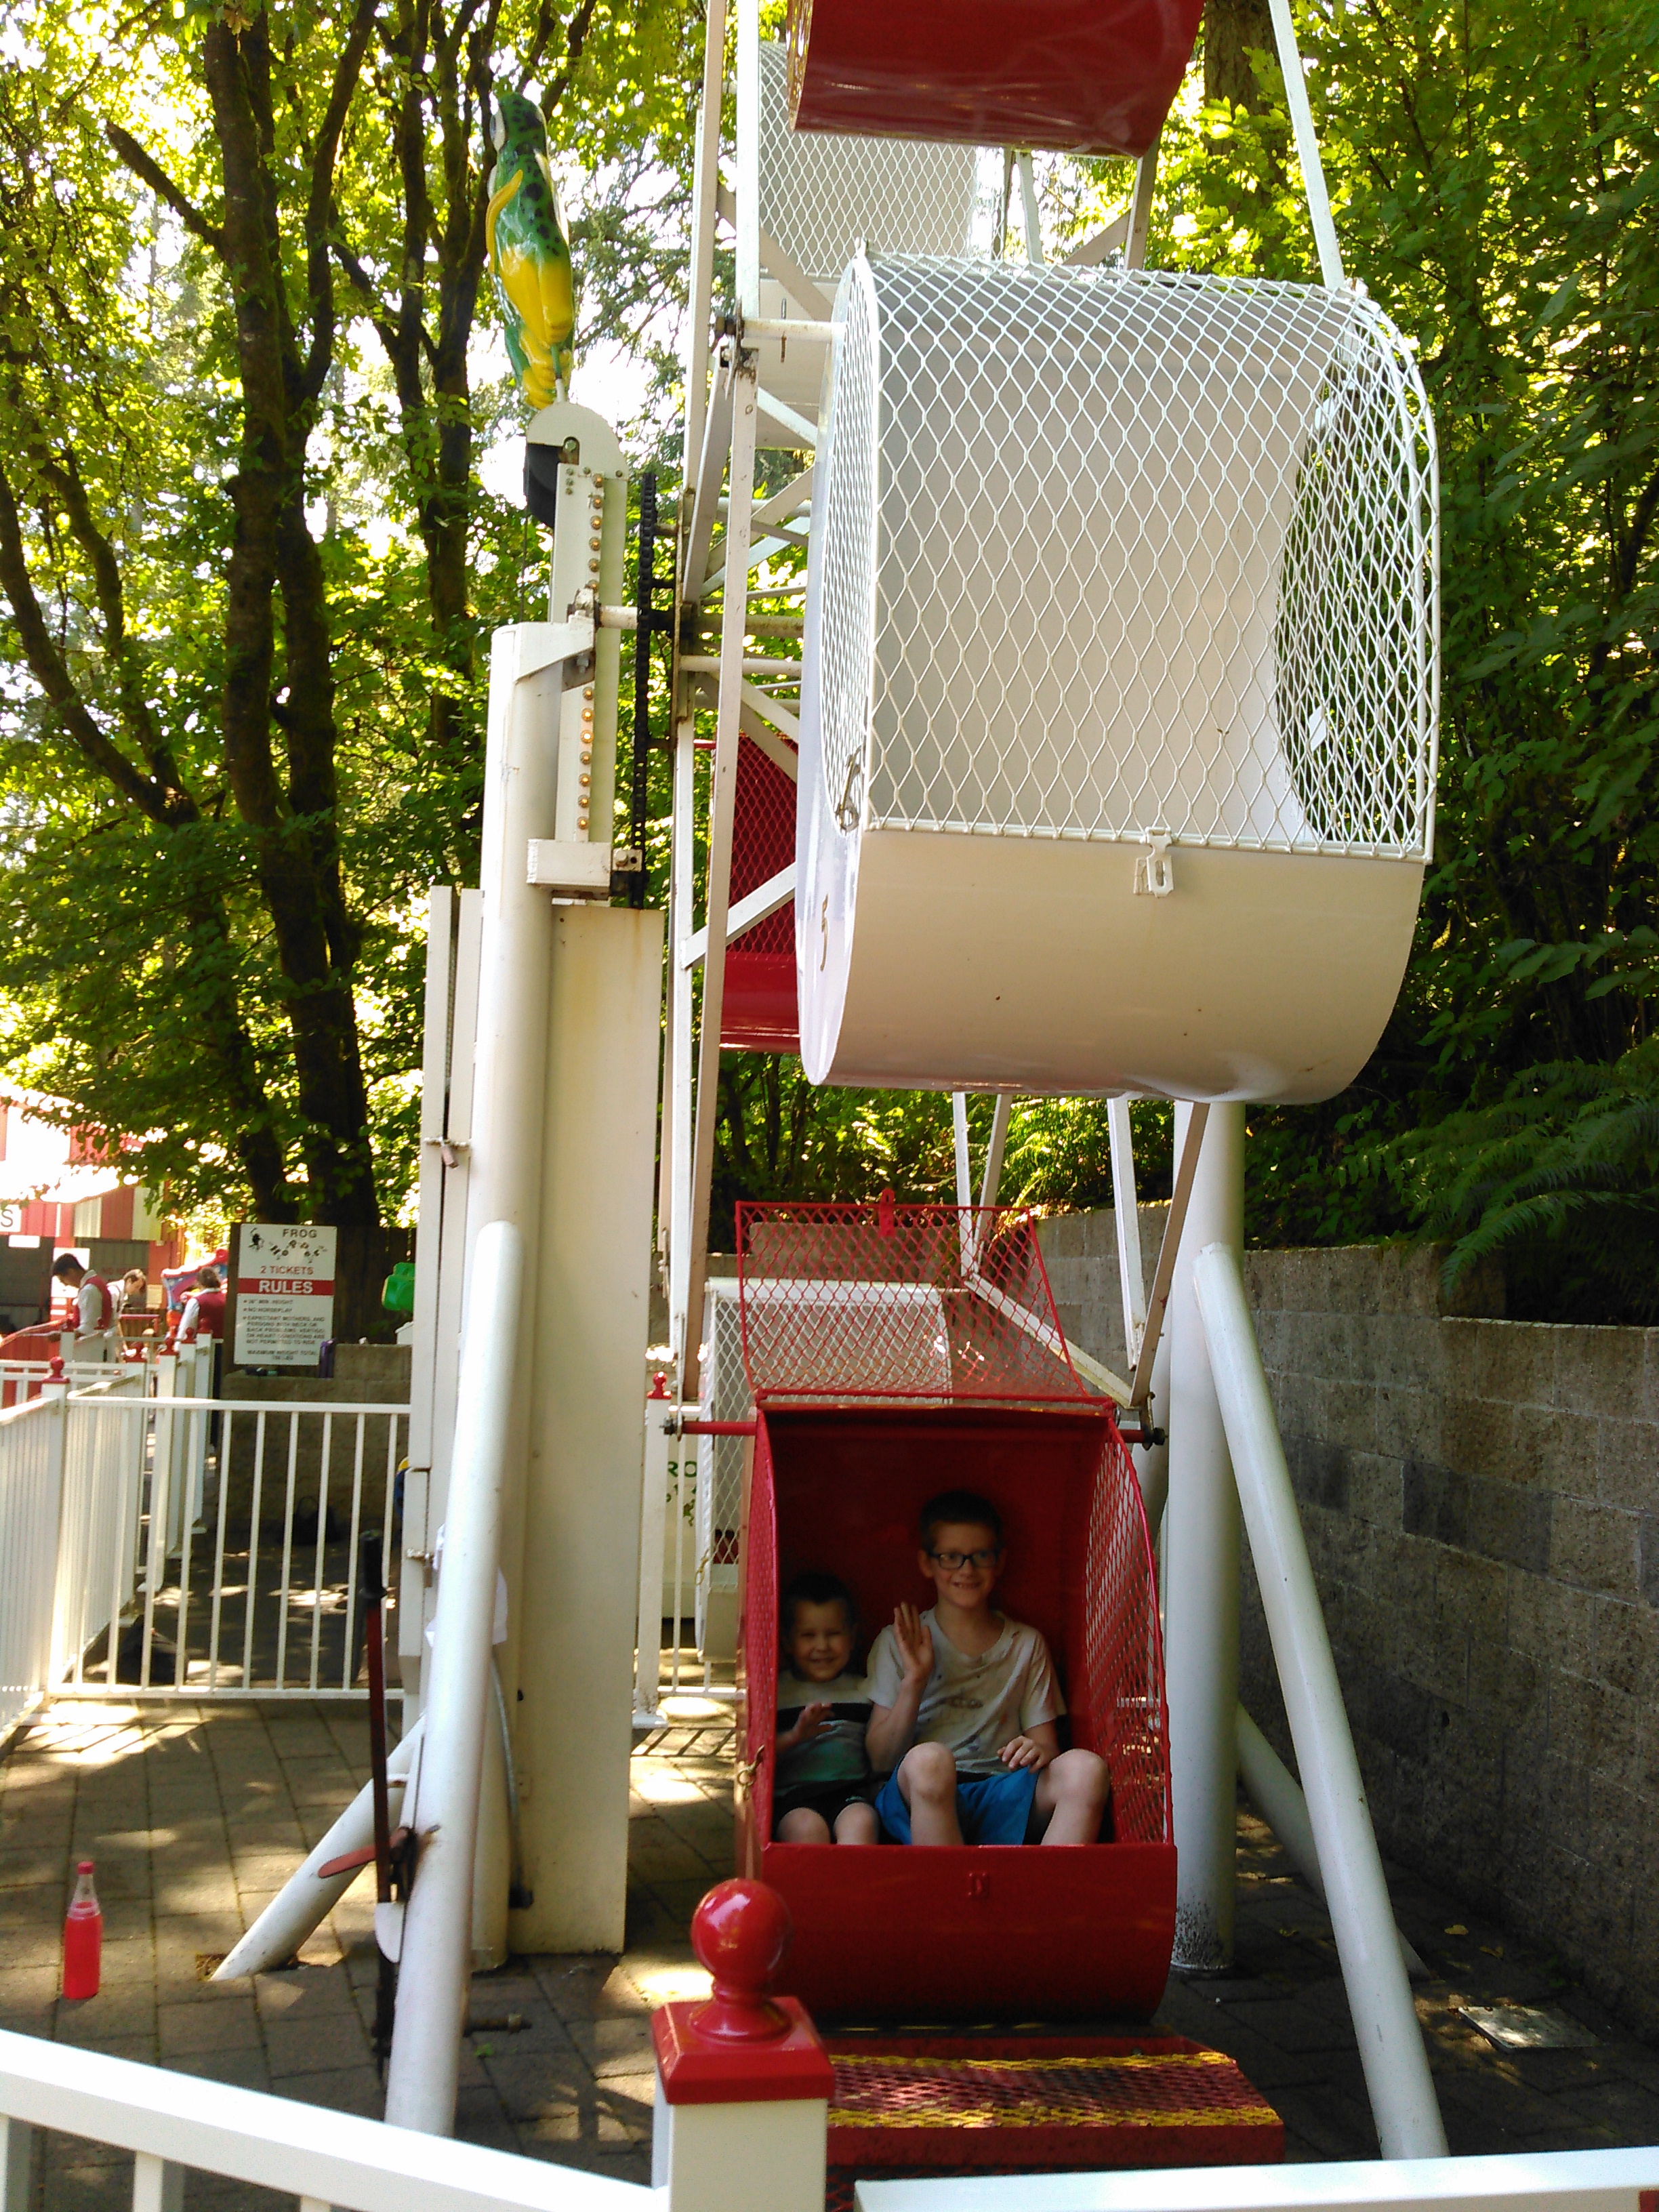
[966,1870,989,1901]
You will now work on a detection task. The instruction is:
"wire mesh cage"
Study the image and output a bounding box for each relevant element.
[758,41,978,287]
[808,255,1437,856]
[694,1280,747,1655]
[722,728,799,1052]
[794,254,1439,1102]
[737,1365,1174,2014]
[735,1197,1096,1404]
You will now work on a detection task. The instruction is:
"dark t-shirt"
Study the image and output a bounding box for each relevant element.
[775,1671,872,1793]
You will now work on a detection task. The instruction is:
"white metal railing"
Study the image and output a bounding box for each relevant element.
[2,2022,1657,2212]
[0,2028,645,2212]
[0,1353,146,1411]
[49,1366,149,1692]
[854,2151,1659,2212]
[0,1389,64,1740]
[0,1367,409,1708]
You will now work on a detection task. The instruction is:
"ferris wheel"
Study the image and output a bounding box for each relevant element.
[652,0,1446,2166]
[663,0,1437,1396]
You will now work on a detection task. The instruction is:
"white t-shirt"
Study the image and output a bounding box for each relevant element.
[865,1609,1064,1777]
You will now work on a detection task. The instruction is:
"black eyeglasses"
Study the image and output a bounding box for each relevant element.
[928,1547,999,1570]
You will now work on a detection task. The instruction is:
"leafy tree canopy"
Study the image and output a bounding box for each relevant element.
[3,0,1657,1323]
[0,0,695,1223]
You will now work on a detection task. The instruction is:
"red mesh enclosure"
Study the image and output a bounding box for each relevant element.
[731,732,796,943]
[724,731,799,1053]
[757,1405,1170,1843]
[735,1200,1090,1405]
[747,1404,1175,2015]
[1076,1417,1171,1845]
[737,1424,779,1860]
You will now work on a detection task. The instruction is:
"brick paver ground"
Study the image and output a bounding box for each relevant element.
[2,1695,1656,2207]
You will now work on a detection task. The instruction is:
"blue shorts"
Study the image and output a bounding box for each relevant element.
[874,1762,1038,1845]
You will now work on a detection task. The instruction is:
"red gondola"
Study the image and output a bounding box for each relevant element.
[733,1199,1175,2020]
[784,0,1206,160]
[722,730,799,1054]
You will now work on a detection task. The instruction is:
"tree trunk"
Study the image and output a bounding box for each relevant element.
[1205,0,1277,111]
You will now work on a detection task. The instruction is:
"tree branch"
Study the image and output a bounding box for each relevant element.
[300,0,382,402]
[1618,459,1659,601]
[0,458,194,825]
[35,452,193,808]
[104,124,226,257]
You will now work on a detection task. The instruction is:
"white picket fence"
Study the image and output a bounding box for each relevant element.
[0,1354,409,1726]
[0,2030,645,2211]
[0,1362,153,1740]
[1,2026,1658,2212]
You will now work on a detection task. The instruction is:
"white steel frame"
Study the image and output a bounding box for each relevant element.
[656,0,1446,2163]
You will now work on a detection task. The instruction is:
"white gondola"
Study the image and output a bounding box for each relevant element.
[796,253,1438,1103]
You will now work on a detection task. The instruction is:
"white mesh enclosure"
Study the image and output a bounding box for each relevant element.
[757,41,977,285]
[694,1282,748,1653]
[805,255,1438,861]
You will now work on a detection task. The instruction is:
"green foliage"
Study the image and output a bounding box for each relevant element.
[943,0,1659,1303]
[1380,1042,1659,1320]
[0,0,699,1224]
[5,0,1657,1316]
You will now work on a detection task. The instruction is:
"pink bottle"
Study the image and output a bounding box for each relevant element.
[62,1860,101,1999]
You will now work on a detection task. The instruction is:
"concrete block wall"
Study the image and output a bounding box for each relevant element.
[1036,1212,1659,2041]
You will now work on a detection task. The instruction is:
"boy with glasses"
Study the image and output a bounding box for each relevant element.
[865,1488,1110,1847]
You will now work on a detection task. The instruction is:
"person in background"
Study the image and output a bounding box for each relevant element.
[52,1253,116,1359]
[116,1268,148,1316]
[177,1265,226,1344]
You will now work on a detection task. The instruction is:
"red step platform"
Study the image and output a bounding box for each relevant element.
[823,2032,1282,2207]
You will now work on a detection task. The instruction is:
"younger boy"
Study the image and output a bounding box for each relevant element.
[865,1490,1110,1846]
[773,1571,879,1845]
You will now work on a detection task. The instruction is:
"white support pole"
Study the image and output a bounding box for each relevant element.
[1107,1097,1147,1366]
[683,359,758,1402]
[1015,151,1044,264]
[1126,128,1162,270]
[1135,1322,1174,1534]
[735,0,762,319]
[1128,1100,1208,1408]
[407,884,455,1479]
[667,713,698,1369]
[0,2115,33,2212]
[212,1722,423,1981]
[1236,1706,1429,1980]
[1107,1097,1170,1525]
[1265,0,1345,288]
[1164,1100,1244,1973]
[951,1094,972,1212]
[636,1391,674,1721]
[131,2152,184,2212]
[384,1220,523,2137]
[1197,1243,1446,2158]
[424,887,482,1544]
[978,1094,1013,1212]
[680,0,727,491]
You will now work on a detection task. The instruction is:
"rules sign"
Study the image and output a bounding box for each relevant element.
[233,1225,337,1368]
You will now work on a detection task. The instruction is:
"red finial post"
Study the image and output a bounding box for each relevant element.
[689,1877,792,2043]
[876,1187,897,1237]
[47,1355,64,1382]
[651,1880,832,2210]
[648,1370,670,1401]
